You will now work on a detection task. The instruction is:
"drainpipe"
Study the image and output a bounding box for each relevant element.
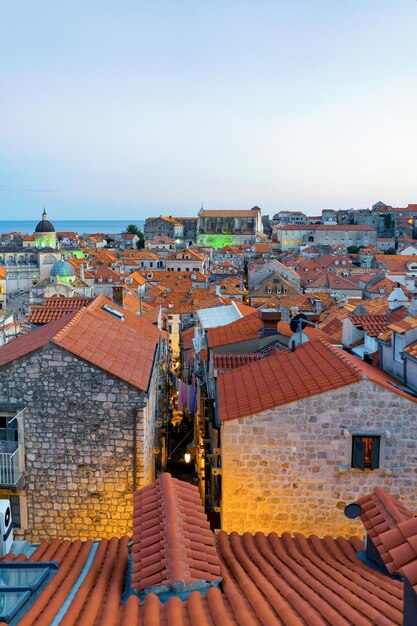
[132,401,146,491]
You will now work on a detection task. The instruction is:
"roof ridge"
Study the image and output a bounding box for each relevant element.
[316,339,367,380]
[160,473,187,586]
[52,307,88,344]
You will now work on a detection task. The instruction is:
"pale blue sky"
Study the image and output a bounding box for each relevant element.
[1,0,417,219]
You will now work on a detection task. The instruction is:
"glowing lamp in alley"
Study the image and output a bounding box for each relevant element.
[184,452,191,464]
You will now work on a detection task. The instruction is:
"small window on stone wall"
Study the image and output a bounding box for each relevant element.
[351,435,380,471]
[10,496,20,528]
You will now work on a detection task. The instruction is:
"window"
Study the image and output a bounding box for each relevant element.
[10,496,21,528]
[394,333,405,362]
[352,435,380,470]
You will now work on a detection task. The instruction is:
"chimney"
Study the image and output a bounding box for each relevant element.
[257,308,281,336]
[113,285,125,308]
[215,284,221,296]
[80,263,85,281]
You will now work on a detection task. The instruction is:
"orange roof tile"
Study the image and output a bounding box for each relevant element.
[388,315,417,334]
[0,313,77,368]
[132,473,222,594]
[0,295,159,391]
[0,493,405,625]
[207,311,264,348]
[218,338,417,421]
[349,314,388,337]
[26,296,93,325]
[355,488,417,586]
[218,340,363,421]
[277,321,341,344]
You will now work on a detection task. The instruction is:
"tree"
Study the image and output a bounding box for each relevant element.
[126,224,141,235]
[383,214,393,230]
[124,224,145,249]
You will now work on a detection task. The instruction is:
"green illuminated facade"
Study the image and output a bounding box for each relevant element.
[34,232,57,248]
[197,234,239,249]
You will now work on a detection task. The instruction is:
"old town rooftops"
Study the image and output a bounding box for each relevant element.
[217,338,417,421]
[0,478,410,625]
[0,295,160,392]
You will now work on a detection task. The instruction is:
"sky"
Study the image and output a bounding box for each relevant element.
[1,0,417,219]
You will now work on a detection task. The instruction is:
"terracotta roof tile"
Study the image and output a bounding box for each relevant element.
[0,479,408,625]
[0,312,77,368]
[207,311,264,348]
[349,314,388,337]
[132,473,222,594]
[26,296,93,325]
[217,340,363,421]
[0,295,159,391]
[213,352,265,372]
[355,488,417,587]
[388,315,417,334]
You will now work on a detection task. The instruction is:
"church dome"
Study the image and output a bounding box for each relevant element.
[35,209,55,233]
[50,260,75,279]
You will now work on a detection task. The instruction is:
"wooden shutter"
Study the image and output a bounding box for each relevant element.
[352,438,365,470]
[371,438,380,470]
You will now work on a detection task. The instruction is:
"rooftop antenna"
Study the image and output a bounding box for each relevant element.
[289,313,317,348]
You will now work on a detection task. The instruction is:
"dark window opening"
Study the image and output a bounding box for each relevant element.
[10,496,21,528]
[352,435,380,471]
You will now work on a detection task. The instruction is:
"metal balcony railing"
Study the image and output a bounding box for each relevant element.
[0,443,24,487]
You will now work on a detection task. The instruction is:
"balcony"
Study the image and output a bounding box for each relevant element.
[0,442,24,488]
[0,407,26,489]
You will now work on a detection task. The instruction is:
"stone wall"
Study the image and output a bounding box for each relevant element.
[0,344,150,542]
[221,380,417,538]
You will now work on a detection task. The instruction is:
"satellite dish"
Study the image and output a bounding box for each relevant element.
[290,313,308,333]
[344,503,362,519]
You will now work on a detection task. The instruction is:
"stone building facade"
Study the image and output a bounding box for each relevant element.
[221,380,417,538]
[0,343,158,542]
[197,208,263,249]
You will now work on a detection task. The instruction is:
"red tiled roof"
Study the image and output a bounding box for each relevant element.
[218,340,363,421]
[26,296,93,325]
[207,311,263,348]
[181,325,195,350]
[1,523,404,626]
[0,313,77,368]
[349,314,388,337]
[132,473,221,593]
[213,352,265,372]
[356,488,417,586]
[388,315,417,334]
[0,296,159,391]
[277,322,341,344]
[54,308,157,391]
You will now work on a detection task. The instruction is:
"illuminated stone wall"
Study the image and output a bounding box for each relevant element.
[221,380,417,538]
[0,344,156,542]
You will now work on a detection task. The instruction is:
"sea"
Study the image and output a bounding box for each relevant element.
[0,220,145,235]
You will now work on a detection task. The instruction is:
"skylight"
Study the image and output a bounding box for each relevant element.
[0,562,58,622]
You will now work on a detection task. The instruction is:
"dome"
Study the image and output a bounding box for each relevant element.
[35,209,55,233]
[50,260,76,278]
